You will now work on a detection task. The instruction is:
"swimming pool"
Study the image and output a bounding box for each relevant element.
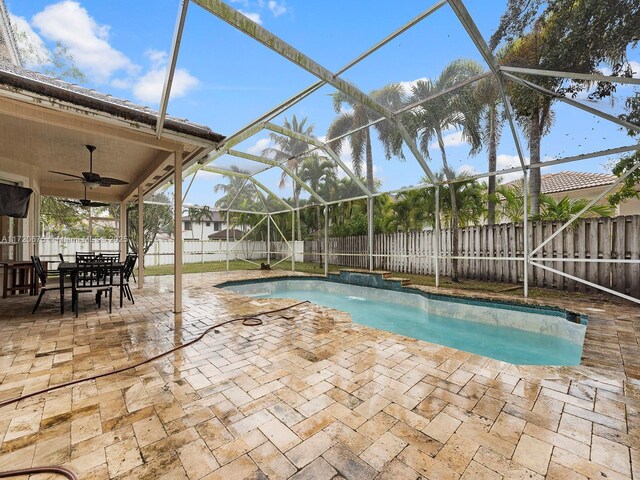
[220,277,587,366]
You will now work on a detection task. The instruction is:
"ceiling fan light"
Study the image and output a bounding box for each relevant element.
[82,180,100,189]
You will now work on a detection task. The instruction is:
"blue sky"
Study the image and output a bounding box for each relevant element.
[7,0,640,207]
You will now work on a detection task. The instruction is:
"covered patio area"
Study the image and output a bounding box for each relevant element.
[0,270,638,479]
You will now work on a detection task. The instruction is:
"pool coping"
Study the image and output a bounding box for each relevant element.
[214,272,588,326]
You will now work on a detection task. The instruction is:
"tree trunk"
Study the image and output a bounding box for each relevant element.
[529,110,542,217]
[365,128,374,192]
[437,130,459,283]
[487,105,497,225]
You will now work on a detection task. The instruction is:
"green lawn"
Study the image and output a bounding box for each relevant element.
[143,259,609,302]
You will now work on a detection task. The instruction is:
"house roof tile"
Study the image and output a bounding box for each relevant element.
[507,171,617,194]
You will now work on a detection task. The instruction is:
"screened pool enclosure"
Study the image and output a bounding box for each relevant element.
[150,0,640,306]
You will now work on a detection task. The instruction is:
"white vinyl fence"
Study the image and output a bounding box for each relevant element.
[37,238,304,267]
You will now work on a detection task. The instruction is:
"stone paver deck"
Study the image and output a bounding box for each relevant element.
[0,270,638,479]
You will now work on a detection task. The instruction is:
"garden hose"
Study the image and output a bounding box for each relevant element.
[0,300,310,478]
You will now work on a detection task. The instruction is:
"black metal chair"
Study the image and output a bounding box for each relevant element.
[116,254,137,306]
[73,258,115,317]
[98,252,120,262]
[31,256,73,314]
[76,252,97,263]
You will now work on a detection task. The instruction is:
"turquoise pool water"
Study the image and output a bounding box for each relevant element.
[222,279,586,366]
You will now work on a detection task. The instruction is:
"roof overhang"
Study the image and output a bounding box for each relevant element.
[0,68,224,203]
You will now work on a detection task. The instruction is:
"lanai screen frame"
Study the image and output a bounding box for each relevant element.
[155,0,640,305]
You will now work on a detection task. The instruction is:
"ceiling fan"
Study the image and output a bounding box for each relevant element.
[50,145,128,189]
[62,185,109,208]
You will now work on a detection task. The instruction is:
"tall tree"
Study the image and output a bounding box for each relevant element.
[499,25,555,216]
[263,115,316,241]
[127,194,173,255]
[491,0,640,214]
[474,75,505,224]
[299,154,336,264]
[405,59,484,282]
[327,84,406,192]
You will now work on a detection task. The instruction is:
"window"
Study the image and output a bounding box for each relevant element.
[184,221,192,231]
[206,221,211,227]
[214,222,222,231]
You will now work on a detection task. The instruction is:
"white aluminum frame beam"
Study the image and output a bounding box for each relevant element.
[530,162,640,257]
[194,0,436,183]
[503,72,640,134]
[227,149,328,205]
[264,122,373,197]
[193,0,446,163]
[446,0,528,172]
[250,72,489,182]
[250,177,294,211]
[156,0,189,139]
[500,65,640,86]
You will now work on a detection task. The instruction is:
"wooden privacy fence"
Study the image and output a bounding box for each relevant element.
[304,215,640,299]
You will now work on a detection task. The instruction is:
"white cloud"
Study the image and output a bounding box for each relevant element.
[600,61,640,79]
[398,77,427,95]
[247,138,273,155]
[31,1,137,83]
[196,170,221,179]
[110,78,132,89]
[495,154,528,184]
[9,14,50,68]
[132,50,199,104]
[429,130,467,150]
[238,10,262,24]
[268,0,287,16]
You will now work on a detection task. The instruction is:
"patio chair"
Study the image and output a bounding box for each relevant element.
[76,252,96,263]
[31,256,73,314]
[73,258,115,317]
[98,252,120,262]
[116,253,137,306]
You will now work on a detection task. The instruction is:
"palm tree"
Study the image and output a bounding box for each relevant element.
[214,166,257,230]
[535,195,614,222]
[492,183,527,224]
[405,59,484,282]
[501,24,555,216]
[299,154,337,265]
[263,115,316,241]
[474,75,505,225]
[185,206,202,240]
[327,84,406,192]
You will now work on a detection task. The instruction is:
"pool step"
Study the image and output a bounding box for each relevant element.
[385,276,412,286]
[334,268,412,286]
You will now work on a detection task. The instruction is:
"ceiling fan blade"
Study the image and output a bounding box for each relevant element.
[82,172,101,182]
[62,199,82,205]
[98,177,128,186]
[88,202,109,208]
[63,179,83,182]
[50,171,84,179]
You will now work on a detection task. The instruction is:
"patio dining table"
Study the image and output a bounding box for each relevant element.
[58,261,125,314]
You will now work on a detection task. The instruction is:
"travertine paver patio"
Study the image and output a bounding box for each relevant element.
[0,270,638,479]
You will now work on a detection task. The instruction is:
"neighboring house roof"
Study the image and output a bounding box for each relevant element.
[182,211,223,222]
[208,229,244,240]
[0,61,224,143]
[0,1,20,66]
[506,171,617,195]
